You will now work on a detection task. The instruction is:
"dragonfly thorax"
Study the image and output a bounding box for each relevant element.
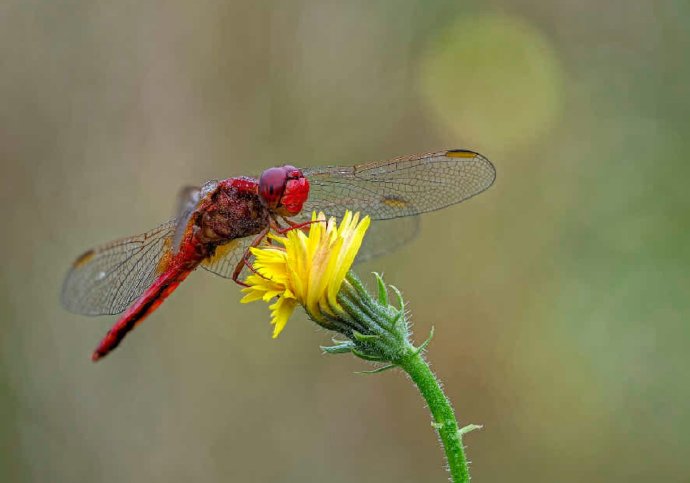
[195,178,270,245]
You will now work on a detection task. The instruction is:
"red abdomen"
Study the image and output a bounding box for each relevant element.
[91,265,193,361]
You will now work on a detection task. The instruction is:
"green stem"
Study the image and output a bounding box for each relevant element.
[398,351,471,483]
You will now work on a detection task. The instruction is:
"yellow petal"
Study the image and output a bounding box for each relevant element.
[240,210,370,338]
[270,297,298,338]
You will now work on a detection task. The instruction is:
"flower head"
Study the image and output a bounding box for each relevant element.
[241,211,474,483]
[241,211,370,337]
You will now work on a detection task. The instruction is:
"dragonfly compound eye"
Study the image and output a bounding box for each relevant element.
[258,167,288,207]
[282,165,301,178]
[281,174,309,216]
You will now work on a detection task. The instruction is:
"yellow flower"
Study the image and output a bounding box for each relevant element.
[241,211,371,338]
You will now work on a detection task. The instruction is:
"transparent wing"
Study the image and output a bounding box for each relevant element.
[61,220,178,315]
[198,217,420,277]
[176,150,494,280]
[300,149,495,221]
[173,185,201,251]
[176,185,202,216]
[199,235,257,279]
[355,216,420,263]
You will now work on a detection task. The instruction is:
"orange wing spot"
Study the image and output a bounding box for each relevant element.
[381,195,409,209]
[204,239,241,266]
[73,249,95,268]
[155,237,174,275]
[445,150,477,159]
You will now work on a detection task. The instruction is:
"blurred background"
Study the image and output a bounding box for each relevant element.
[1,1,689,482]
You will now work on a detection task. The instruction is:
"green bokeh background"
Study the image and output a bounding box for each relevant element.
[1,2,688,482]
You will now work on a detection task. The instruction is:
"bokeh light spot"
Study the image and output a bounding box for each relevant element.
[419,14,564,152]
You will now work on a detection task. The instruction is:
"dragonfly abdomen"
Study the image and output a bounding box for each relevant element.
[91,264,193,361]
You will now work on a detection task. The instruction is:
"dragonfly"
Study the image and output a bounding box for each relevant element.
[62,149,496,361]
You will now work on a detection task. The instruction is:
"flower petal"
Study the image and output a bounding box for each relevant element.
[241,210,370,337]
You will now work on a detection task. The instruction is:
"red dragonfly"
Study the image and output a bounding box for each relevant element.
[62,149,495,361]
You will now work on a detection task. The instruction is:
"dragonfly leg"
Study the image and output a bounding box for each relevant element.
[231,226,271,286]
[276,217,323,234]
[231,218,326,285]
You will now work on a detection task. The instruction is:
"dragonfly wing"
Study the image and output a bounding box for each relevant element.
[173,185,201,251]
[61,220,178,316]
[198,218,419,277]
[199,235,257,279]
[301,149,495,221]
[176,185,202,217]
[355,216,420,263]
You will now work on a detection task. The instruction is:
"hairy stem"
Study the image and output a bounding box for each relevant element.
[398,351,471,482]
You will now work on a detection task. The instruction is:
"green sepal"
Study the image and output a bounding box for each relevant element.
[390,285,405,312]
[346,272,369,299]
[354,363,397,375]
[352,330,381,342]
[330,272,416,365]
[337,293,371,330]
[412,326,435,356]
[388,310,403,330]
[351,348,386,362]
[341,278,392,326]
[321,339,355,354]
[373,272,389,305]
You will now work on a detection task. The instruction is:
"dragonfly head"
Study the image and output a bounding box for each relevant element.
[259,165,310,217]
